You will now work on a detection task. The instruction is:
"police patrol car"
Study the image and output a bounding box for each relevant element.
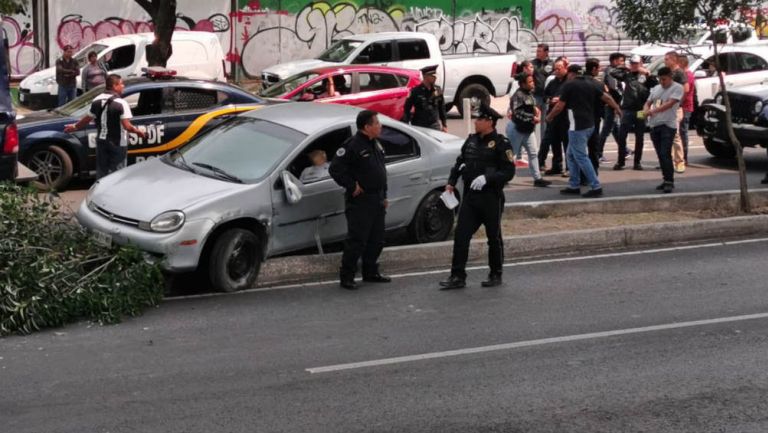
[17,70,264,190]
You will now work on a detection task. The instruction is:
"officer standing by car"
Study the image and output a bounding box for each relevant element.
[329,109,391,290]
[439,103,516,290]
[402,65,447,131]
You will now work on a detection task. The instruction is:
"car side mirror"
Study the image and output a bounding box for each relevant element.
[281,170,303,204]
[694,70,707,79]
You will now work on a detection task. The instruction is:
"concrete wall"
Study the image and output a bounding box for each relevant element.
[3,0,767,80]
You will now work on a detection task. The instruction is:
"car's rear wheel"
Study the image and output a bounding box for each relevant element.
[409,190,455,243]
[208,228,262,292]
[703,137,736,158]
[26,144,73,191]
[456,83,491,117]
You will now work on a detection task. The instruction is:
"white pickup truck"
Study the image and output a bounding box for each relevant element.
[261,32,517,115]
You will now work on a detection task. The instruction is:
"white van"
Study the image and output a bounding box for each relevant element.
[19,31,225,109]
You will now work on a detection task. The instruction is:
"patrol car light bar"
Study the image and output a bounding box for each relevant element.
[141,67,178,79]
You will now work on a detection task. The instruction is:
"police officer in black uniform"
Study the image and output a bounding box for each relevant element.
[329,110,391,290]
[402,65,447,131]
[439,104,516,290]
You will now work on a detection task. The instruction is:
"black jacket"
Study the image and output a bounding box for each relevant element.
[448,130,515,194]
[402,83,447,129]
[329,131,388,199]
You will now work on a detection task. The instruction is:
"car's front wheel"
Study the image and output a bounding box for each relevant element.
[409,190,455,243]
[208,228,262,292]
[703,137,736,158]
[25,144,74,191]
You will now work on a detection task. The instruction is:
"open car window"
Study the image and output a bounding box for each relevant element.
[289,126,352,183]
[379,125,420,163]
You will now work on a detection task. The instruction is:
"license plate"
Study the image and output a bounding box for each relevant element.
[91,229,112,247]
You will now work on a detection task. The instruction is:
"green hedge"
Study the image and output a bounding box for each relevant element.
[0,182,164,335]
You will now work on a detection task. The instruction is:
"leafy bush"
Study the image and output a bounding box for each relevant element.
[0,182,163,335]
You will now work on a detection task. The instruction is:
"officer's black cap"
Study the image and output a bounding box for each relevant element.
[421,65,438,76]
[474,103,502,121]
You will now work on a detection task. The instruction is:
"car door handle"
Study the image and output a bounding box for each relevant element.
[409,173,423,180]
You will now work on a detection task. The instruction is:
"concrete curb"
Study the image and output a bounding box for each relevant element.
[504,188,768,218]
[258,213,768,287]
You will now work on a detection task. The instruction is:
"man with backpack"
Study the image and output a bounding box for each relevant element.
[64,74,146,178]
[611,55,658,170]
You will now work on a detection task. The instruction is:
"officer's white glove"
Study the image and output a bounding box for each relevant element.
[470,175,487,190]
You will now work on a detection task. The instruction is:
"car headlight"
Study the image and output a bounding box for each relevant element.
[34,76,57,87]
[714,93,723,104]
[85,182,98,210]
[755,101,764,115]
[144,210,186,232]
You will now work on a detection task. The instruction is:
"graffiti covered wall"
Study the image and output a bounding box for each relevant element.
[2,0,43,77]
[5,0,768,79]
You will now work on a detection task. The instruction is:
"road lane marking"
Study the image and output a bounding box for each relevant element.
[306,312,768,374]
[165,237,768,301]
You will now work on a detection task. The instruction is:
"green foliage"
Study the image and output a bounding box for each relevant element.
[0,182,164,336]
[615,0,759,44]
[0,0,24,16]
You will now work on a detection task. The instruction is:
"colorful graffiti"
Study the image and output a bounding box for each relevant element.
[234,1,536,77]
[534,1,638,64]
[741,6,768,38]
[54,13,231,51]
[3,15,44,76]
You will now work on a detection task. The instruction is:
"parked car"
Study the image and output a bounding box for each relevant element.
[631,22,764,64]
[645,44,768,104]
[76,102,463,292]
[697,85,768,157]
[19,31,227,110]
[0,30,19,183]
[18,73,264,190]
[261,65,420,120]
[261,32,517,115]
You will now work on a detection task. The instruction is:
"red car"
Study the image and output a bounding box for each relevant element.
[261,65,421,120]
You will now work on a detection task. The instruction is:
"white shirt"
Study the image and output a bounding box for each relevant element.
[299,162,330,183]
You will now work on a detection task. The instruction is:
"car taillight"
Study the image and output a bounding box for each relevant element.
[510,62,518,77]
[3,123,18,154]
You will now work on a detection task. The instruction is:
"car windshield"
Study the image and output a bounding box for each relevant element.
[73,43,109,68]
[169,117,306,183]
[317,40,361,62]
[55,85,107,116]
[261,72,320,97]
[672,29,708,45]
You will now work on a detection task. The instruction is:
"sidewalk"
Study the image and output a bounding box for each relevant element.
[257,189,768,286]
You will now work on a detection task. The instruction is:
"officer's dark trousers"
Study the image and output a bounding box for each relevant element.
[340,192,386,280]
[450,190,505,279]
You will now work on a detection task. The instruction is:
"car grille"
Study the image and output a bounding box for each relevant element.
[261,72,280,87]
[728,93,759,124]
[93,205,140,227]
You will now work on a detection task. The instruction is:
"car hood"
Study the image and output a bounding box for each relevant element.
[727,84,768,100]
[262,59,337,80]
[16,109,70,126]
[90,158,247,222]
[19,67,54,89]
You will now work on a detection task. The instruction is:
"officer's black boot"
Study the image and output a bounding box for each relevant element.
[439,275,466,290]
[481,273,502,287]
[339,270,357,290]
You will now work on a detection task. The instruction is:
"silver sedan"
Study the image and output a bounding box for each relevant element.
[76,102,464,292]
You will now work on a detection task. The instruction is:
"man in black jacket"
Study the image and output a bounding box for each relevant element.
[329,110,391,290]
[611,54,658,170]
[402,65,447,131]
[439,104,516,290]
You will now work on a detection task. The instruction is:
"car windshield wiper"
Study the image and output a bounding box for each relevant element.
[192,162,243,183]
[167,148,195,172]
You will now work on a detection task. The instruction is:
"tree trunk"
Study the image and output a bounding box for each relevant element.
[712,33,751,213]
[144,0,177,67]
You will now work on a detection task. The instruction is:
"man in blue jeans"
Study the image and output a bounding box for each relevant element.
[55,45,78,106]
[644,66,683,193]
[546,64,621,198]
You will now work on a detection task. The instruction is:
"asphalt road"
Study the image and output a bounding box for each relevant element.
[3,238,768,432]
